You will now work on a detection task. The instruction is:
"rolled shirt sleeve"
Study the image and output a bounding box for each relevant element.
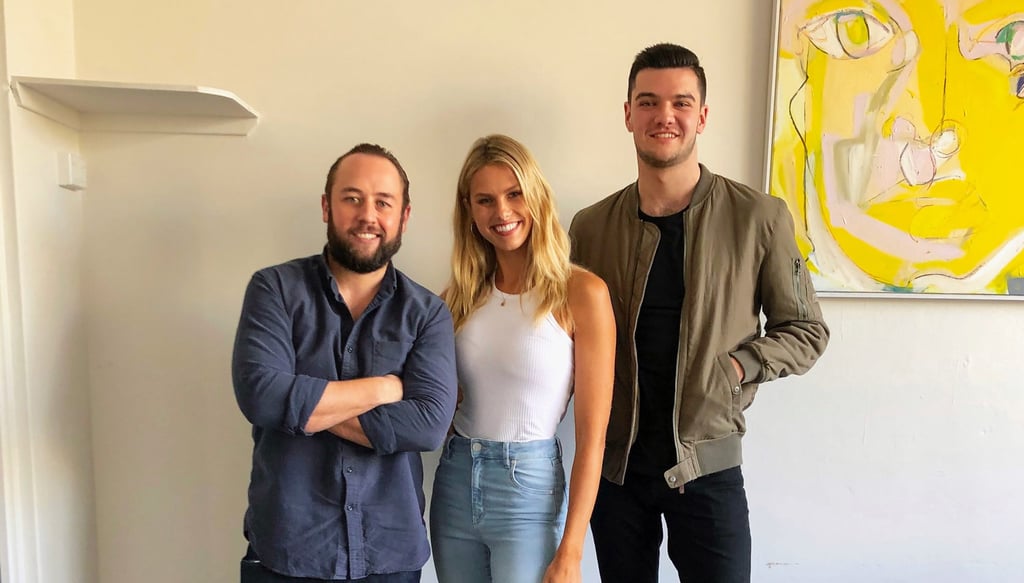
[359,304,458,454]
[232,270,328,435]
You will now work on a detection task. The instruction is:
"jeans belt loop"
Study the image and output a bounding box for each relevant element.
[445,434,456,459]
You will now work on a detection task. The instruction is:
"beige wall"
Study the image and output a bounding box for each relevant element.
[0,0,1017,581]
[71,2,777,582]
[2,0,98,582]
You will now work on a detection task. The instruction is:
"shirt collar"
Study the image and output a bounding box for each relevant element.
[317,247,398,306]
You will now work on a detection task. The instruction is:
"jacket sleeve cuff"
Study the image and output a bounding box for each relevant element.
[729,348,762,384]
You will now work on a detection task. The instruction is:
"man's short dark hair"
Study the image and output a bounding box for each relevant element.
[627,43,707,104]
[324,143,410,208]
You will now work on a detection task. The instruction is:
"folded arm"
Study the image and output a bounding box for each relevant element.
[345,303,458,454]
[231,272,400,435]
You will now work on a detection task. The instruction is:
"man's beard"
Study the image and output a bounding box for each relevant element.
[326,223,403,274]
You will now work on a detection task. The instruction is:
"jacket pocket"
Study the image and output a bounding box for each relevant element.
[713,352,743,417]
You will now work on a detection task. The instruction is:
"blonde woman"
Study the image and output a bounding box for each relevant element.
[429,135,615,583]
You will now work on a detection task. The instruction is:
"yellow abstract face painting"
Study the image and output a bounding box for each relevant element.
[769,0,1024,295]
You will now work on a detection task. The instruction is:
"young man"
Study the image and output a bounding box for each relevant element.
[232,144,458,582]
[569,44,830,582]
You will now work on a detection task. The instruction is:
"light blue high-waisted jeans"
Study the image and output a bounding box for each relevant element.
[429,435,567,583]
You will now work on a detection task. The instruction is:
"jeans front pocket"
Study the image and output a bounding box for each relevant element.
[509,457,564,495]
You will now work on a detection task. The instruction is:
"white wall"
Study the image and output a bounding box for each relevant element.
[2,0,99,582]
[53,1,1024,582]
[0,4,30,581]
[745,298,1024,582]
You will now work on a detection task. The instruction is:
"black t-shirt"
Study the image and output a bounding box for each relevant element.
[628,207,685,477]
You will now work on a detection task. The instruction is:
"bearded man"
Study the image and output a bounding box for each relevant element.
[232,143,457,583]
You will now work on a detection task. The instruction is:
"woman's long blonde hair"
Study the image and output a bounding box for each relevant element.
[444,135,572,332]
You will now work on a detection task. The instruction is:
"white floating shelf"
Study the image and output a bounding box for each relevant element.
[10,76,259,136]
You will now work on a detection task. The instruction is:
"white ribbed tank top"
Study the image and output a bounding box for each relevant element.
[452,286,574,442]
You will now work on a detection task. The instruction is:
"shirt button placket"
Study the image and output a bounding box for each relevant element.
[341,341,356,377]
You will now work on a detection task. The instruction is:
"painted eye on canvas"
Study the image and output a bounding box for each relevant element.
[995,21,1024,98]
[996,20,1024,61]
[802,10,895,60]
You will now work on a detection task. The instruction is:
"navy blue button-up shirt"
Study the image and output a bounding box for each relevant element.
[232,253,457,579]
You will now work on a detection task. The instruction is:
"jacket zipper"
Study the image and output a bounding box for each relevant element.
[624,222,658,470]
[671,211,688,475]
[793,258,808,320]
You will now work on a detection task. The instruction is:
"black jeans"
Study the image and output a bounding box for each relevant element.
[240,546,421,583]
[590,466,751,583]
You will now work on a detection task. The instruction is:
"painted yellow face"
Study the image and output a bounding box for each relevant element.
[771,0,1024,294]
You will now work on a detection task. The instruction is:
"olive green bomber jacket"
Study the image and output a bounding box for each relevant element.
[568,165,829,488]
